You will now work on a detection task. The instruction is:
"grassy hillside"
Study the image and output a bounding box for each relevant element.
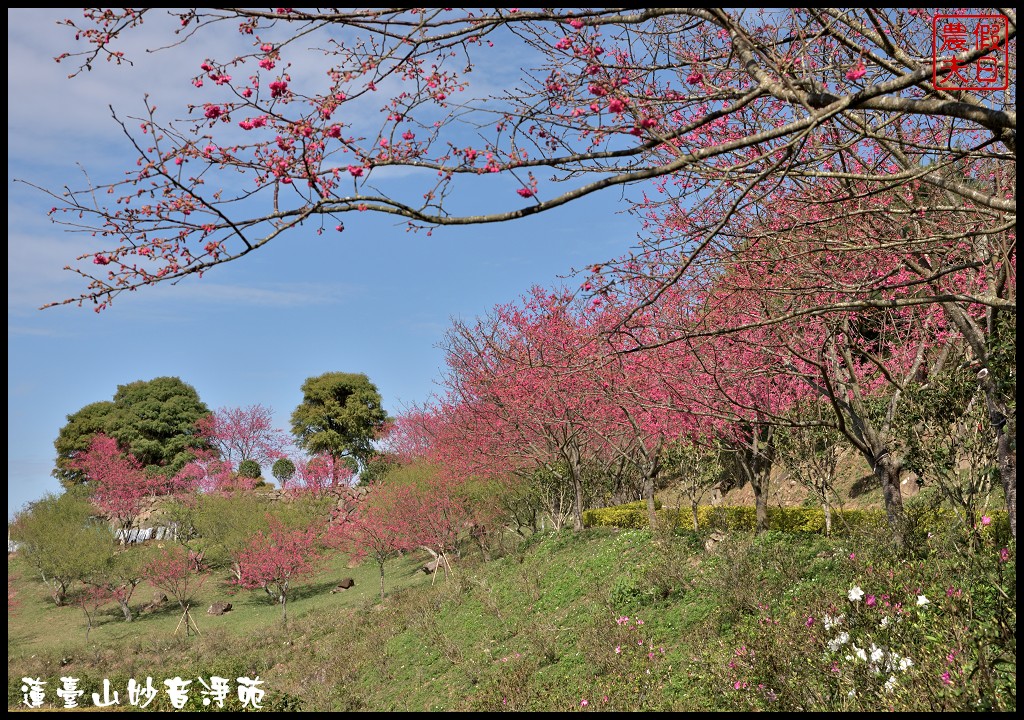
[8,503,1015,712]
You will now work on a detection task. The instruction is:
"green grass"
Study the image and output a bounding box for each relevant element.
[8,548,427,653]
[8,521,1016,712]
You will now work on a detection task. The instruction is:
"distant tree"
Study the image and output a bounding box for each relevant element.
[290,372,389,477]
[237,459,262,480]
[172,448,237,495]
[76,584,113,641]
[285,454,355,496]
[386,463,476,579]
[775,400,847,536]
[195,404,289,468]
[54,377,212,487]
[356,453,398,487]
[86,546,149,622]
[271,457,296,487]
[235,517,322,623]
[190,493,270,582]
[109,376,212,477]
[663,440,724,533]
[9,490,114,606]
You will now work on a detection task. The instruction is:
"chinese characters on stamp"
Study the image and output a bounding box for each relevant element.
[933,14,1010,91]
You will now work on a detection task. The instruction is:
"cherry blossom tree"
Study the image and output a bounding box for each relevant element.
[234,517,322,622]
[282,453,355,496]
[440,287,613,532]
[27,8,1011,314]
[172,447,241,495]
[142,545,207,635]
[330,484,415,601]
[195,404,290,468]
[71,433,183,535]
[614,164,1015,537]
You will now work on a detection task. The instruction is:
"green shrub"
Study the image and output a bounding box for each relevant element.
[582,500,661,529]
[238,459,262,479]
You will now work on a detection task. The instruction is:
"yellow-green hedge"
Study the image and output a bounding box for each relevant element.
[582,500,662,530]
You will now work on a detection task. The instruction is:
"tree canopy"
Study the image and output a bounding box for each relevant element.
[290,372,389,477]
[53,376,211,487]
[9,489,116,606]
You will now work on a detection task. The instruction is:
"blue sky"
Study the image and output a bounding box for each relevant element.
[7,9,641,518]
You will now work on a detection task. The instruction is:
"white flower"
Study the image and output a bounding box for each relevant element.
[869,644,884,664]
[879,616,890,628]
[823,613,844,630]
[847,689,857,698]
[827,631,851,652]
[852,644,868,662]
[848,586,865,602]
[884,675,898,693]
[916,594,930,607]
[898,657,913,672]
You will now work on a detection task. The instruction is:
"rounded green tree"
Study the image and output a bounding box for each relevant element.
[53,376,211,488]
[238,459,262,479]
[272,457,297,488]
[290,372,388,480]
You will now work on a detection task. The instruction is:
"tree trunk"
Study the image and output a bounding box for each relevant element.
[729,425,775,534]
[987,393,1016,540]
[52,585,67,607]
[870,451,907,546]
[119,598,133,622]
[643,473,658,533]
[753,480,768,534]
[379,562,386,602]
[998,428,1016,540]
[569,460,585,532]
[471,524,491,561]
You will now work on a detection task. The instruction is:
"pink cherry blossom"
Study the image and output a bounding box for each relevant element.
[845,62,867,81]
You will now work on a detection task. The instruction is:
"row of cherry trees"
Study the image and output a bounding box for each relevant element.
[384,174,1014,545]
